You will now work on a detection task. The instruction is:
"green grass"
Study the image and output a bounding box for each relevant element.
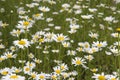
[0,0,120,80]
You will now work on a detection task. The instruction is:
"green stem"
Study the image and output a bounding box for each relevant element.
[77,66,79,80]
[20,49,24,71]
[118,33,120,79]
[25,31,27,38]
[43,53,46,72]
[59,43,62,60]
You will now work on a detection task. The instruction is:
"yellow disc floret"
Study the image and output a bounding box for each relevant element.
[18,40,26,45]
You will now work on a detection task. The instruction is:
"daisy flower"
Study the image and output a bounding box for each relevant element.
[1,74,25,80]
[92,72,107,80]
[16,20,33,30]
[51,49,59,53]
[29,72,38,79]
[11,67,22,73]
[13,39,30,49]
[69,71,78,76]
[37,72,50,80]
[90,68,98,73]
[53,34,69,42]
[61,72,70,79]
[23,66,32,74]
[0,55,6,62]
[83,42,90,49]
[0,68,11,76]
[68,29,77,34]
[81,14,93,19]
[4,52,17,59]
[50,73,58,80]
[33,13,44,20]
[38,6,50,12]
[53,66,62,75]
[106,74,118,80]
[67,50,76,56]
[0,43,5,49]
[10,29,23,37]
[26,61,36,69]
[62,42,70,48]
[84,55,94,61]
[60,63,68,71]
[62,3,70,9]
[111,33,118,38]
[10,46,16,52]
[92,41,107,48]
[69,24,80,30]
[88,32,99,39]
[104,16,115,22]
[72,57,87,68]
[28,53,34,59]
[33,58,42,64]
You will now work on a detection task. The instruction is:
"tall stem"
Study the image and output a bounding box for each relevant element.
[77,66,79,80]
[118,33,120,79]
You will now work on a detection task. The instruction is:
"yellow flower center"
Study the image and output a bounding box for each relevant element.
[97,44,102,47]
[1,71,8,75]
[63,44,68,47]
[92,48,96,52]
[25,68,30,71]
[18,40,26,45]
[23,21,29,26]
[98,75,105,80]
[0,57,4,61]
[88,56,91,60]
[31,74,36,78]
[35,60,40,64]
[115,34,118,37]
[7,54,12,58]
[39,75,45,79]
[29,18,32,20]
[55,70,61,74]
[61,66,65,70]
[111,78,116,80]
[35,14,40,17]
[0,45,4,49]
[57,36,64,42]
[15,69,20,73]
[52,75,56,79]
[34,35,39,39]
[85,44,89,48]
[39,38,44,42]
[29,64,33,67]
[63,74,67,78]
[79,48,83,51]
[10,75,18,79]
[76,60,81,65]
[91,69,97,73]
[116,28,120,32]
[41,8,46,12]
[15,30,20,35]
[11,47,16,51]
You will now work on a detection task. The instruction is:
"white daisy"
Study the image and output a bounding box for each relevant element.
[72,57,87,68]
[0,43,5,49]
[38,6,50,12]
[10,29,23,37]
[13,39,30,49]
[1,74,25,80]
[92,41,107,48]
[16,20,33,30]
[92,72,107,80]
[53,34,69,42]
[4,51,17,59]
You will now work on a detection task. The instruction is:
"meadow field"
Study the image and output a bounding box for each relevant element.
[0,0,120,80]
